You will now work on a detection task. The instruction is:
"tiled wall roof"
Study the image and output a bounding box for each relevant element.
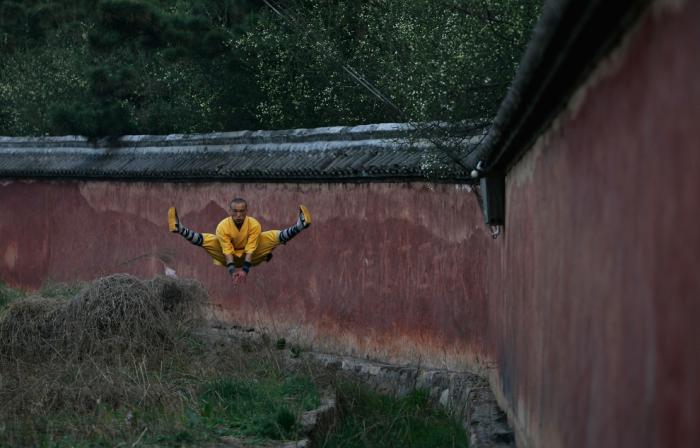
[0,123,478,181]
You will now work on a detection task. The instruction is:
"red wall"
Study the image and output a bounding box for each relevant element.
[0,181,490,368]
[488,3,700,447]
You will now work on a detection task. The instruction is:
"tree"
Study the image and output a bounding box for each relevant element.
[0,0,264,137]
[239,0,540,129]
[0,0,540,149]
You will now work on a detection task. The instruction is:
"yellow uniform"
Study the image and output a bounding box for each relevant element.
[200,216,281,267]
[168,204,311,272]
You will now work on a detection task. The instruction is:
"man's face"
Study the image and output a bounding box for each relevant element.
[230,202,247,226]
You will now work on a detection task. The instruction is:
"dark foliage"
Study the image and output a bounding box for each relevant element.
[0,0,539,138]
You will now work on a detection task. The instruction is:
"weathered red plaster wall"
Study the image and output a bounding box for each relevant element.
[0,180,490,368]
[489,3,700,447]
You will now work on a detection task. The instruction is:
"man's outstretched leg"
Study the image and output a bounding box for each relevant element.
[249,205,312,265]
[169,207,227,265]
[278,205,312,244]
[168,207,204,246]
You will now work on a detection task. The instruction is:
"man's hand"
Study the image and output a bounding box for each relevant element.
[233,270,247,285]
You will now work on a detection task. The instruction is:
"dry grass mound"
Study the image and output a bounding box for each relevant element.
[0,296,65,360]
[0,274,207,362]
[63,274,172,358]
[0,274,212,429]
[147,275,206,326]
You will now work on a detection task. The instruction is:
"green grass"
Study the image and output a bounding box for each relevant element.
[38,279,85,299]
[320,384,468,448]
[0,279,84,310]
[0,282,25,309]
[0,358,321,447]
[196,375,320,441]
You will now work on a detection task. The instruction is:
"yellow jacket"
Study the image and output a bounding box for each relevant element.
[215,216,261,258]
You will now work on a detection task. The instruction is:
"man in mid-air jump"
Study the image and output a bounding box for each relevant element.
[168,198,311,284]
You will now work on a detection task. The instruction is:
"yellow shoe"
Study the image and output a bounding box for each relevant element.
[168,207,179,233]
[299,204,312,228]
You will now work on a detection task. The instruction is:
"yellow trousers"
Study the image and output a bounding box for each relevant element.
[202,230,281,267]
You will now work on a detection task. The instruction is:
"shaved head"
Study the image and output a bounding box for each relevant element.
[230,197,247,209]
